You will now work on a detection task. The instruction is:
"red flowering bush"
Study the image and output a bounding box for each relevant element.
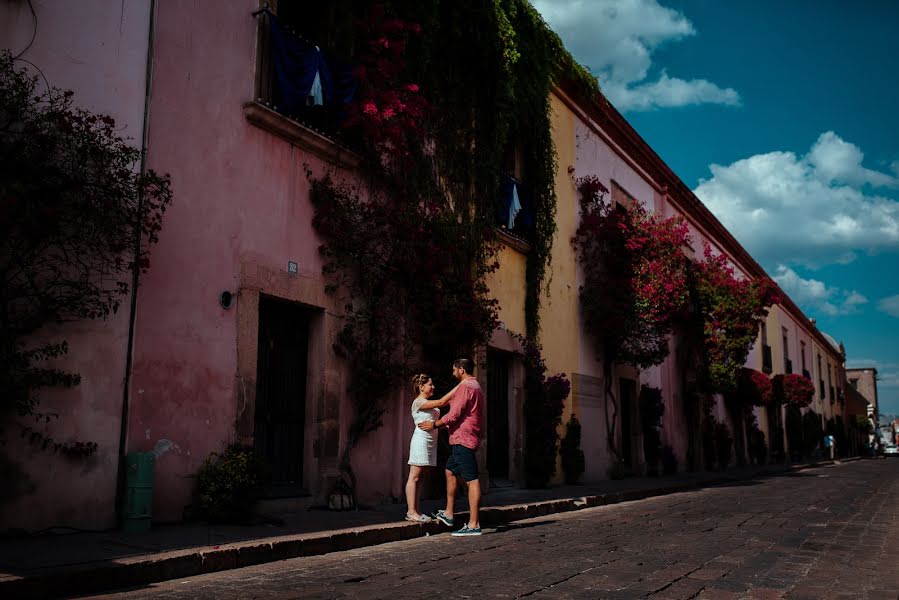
[773,373,815,408]
[572,175,691,462]
[342,5,427,165]
[692,245,779,392]
[573,175,692,369]
[736,368,773,406]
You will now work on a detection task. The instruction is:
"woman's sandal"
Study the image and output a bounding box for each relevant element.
[405,513,432,523]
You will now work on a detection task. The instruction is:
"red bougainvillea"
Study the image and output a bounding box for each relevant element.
[573,175,692,369]
[773,373,816,408]
[736,367,773,406]
[693,245,779,392]
[341,5,427,164]
[572,174,691,462]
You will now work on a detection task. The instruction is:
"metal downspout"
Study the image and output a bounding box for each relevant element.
[114,0,157,526]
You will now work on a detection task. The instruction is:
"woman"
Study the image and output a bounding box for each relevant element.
[405,373,459,522]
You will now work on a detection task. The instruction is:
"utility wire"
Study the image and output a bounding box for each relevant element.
[12,0,37,60]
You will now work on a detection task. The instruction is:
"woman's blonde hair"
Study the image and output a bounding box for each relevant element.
[411,373,431,393]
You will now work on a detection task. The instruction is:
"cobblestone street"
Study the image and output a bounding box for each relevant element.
[90,460,899,600]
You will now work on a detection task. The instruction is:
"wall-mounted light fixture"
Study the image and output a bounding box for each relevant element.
[220,290,235,309]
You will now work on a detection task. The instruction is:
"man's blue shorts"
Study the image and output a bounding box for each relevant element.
[445,444,479,482]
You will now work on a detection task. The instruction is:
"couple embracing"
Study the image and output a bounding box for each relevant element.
[405,358,484,536]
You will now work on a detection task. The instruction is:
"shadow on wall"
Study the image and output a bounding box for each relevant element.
[0,451,35,516]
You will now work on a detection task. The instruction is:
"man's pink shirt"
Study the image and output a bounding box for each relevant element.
[442,378,484,450]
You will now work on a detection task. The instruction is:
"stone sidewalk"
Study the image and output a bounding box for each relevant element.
[0,459,859,598]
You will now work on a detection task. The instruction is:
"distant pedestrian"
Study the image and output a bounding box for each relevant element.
[824,434,835,459]
[405,374,459,523]
[418,358,485,536]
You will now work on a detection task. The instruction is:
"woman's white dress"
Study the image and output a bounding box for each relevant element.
[408,397,439,466]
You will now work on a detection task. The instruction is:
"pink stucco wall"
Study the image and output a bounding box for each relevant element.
[131,1,411,521]
[571,112,762,475]
[0,0,152,531]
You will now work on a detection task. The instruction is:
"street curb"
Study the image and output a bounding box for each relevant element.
[0,459,855,598]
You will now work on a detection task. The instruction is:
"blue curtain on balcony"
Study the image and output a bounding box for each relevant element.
[497,174,533,232]
[266,11,356,116]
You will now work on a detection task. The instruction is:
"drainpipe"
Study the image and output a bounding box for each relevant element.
[115,0,157,526]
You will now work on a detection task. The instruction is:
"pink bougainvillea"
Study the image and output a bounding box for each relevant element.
[692,245,779,392]
[572,174,692,463]
[737,367,773,406]
[341,4,427,164]
[573,175,692,369]
[773,373,815,408]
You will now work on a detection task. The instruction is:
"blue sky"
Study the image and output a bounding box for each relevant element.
[534,0,899,416]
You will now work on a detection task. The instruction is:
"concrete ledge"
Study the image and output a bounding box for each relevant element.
[1,458,858,598]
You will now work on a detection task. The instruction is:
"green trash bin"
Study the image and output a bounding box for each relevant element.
[123,452,155,533]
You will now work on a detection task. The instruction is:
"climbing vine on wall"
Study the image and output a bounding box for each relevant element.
[0,52,172,457]
[572,175,691,461]
[304,2,597,495]
[691,245,779,393]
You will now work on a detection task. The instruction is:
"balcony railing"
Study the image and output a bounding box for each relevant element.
[802,369,811,380]
[785,359,793,375]
[762,345,773,373]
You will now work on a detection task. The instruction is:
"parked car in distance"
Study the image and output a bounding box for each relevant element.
[884,444,899,456]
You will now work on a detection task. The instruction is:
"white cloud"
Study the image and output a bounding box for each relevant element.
[808,132,899,188]
[773,265,867,316]
[878,294,899,318]
[694,132,899,268]
[532,0,740,111]
[609,71,740,111]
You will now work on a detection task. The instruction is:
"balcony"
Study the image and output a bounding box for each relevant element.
[495,174,534,245]
[802,369,811,380]
[785,359,793,375]
[762,345,773,374]
[254,9,358,144]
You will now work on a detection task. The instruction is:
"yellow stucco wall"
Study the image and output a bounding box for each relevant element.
[485,244,527,336]
[541,94,581,432]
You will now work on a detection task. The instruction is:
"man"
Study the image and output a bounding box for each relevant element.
[418,358,484,536]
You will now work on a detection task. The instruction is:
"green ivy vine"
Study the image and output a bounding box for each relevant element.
[303,1,598,495]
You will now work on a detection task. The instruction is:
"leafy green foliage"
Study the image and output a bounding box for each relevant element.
[661,443,678,475]
[748,424,767,465]
[691,246,779,393]
[305,1,591,493]
[714,421,734,470]
[517,335,570,487]
[195,444,266,523]
[559,413,585,484]
[785,403,803,460]
[0,51,171,456]
[802,409,823,457]
[639,385,665,475]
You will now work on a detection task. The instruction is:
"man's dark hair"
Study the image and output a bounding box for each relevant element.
[453,358,474,374]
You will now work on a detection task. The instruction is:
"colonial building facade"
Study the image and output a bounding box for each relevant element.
[0,0,866,531]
